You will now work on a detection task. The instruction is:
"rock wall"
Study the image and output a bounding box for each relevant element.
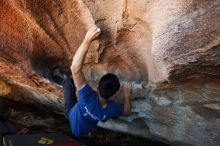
[0,0,220,146]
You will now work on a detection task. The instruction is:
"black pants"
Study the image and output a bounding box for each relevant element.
[63,77,77,116]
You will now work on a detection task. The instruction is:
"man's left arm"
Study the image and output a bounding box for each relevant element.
[122,82,131,116]
[111,82,131,118]
[71,26,101,90]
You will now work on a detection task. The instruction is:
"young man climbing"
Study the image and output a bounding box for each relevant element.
[63,25,131,137]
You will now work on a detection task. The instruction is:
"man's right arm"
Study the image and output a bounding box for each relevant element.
[71,26,101,90]
[123,82,131,116]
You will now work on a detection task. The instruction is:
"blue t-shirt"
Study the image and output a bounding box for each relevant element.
[68,84,124,137]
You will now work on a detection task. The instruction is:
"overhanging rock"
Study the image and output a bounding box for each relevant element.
[0,0,220,146]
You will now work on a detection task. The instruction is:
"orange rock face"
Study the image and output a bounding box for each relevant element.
[0,0,220,146]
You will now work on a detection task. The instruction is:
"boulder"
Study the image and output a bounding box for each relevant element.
[0,0,220,146]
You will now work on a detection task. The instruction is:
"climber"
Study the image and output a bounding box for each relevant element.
[63,25,131,137]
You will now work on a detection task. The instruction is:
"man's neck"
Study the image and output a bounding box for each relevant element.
[99,96,107,108]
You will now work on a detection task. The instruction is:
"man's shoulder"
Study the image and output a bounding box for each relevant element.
[79,84,96,95]
[78,84,98,105]
[107,100,121,109]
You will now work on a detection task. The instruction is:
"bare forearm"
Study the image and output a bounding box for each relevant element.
[123,96,131,116]
[123,82,131,116]
[71,40,90,73]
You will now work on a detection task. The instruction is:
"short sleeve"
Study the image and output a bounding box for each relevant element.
[107,101,124,118]
[78,84,97,104]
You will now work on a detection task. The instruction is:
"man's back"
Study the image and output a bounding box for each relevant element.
[68,84,123,137]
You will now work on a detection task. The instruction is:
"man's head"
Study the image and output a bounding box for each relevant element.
[98,73,120,99]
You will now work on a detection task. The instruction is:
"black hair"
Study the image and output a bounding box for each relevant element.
[98,73,120,99]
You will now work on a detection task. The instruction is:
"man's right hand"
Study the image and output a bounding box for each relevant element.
[84,25,101,43]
